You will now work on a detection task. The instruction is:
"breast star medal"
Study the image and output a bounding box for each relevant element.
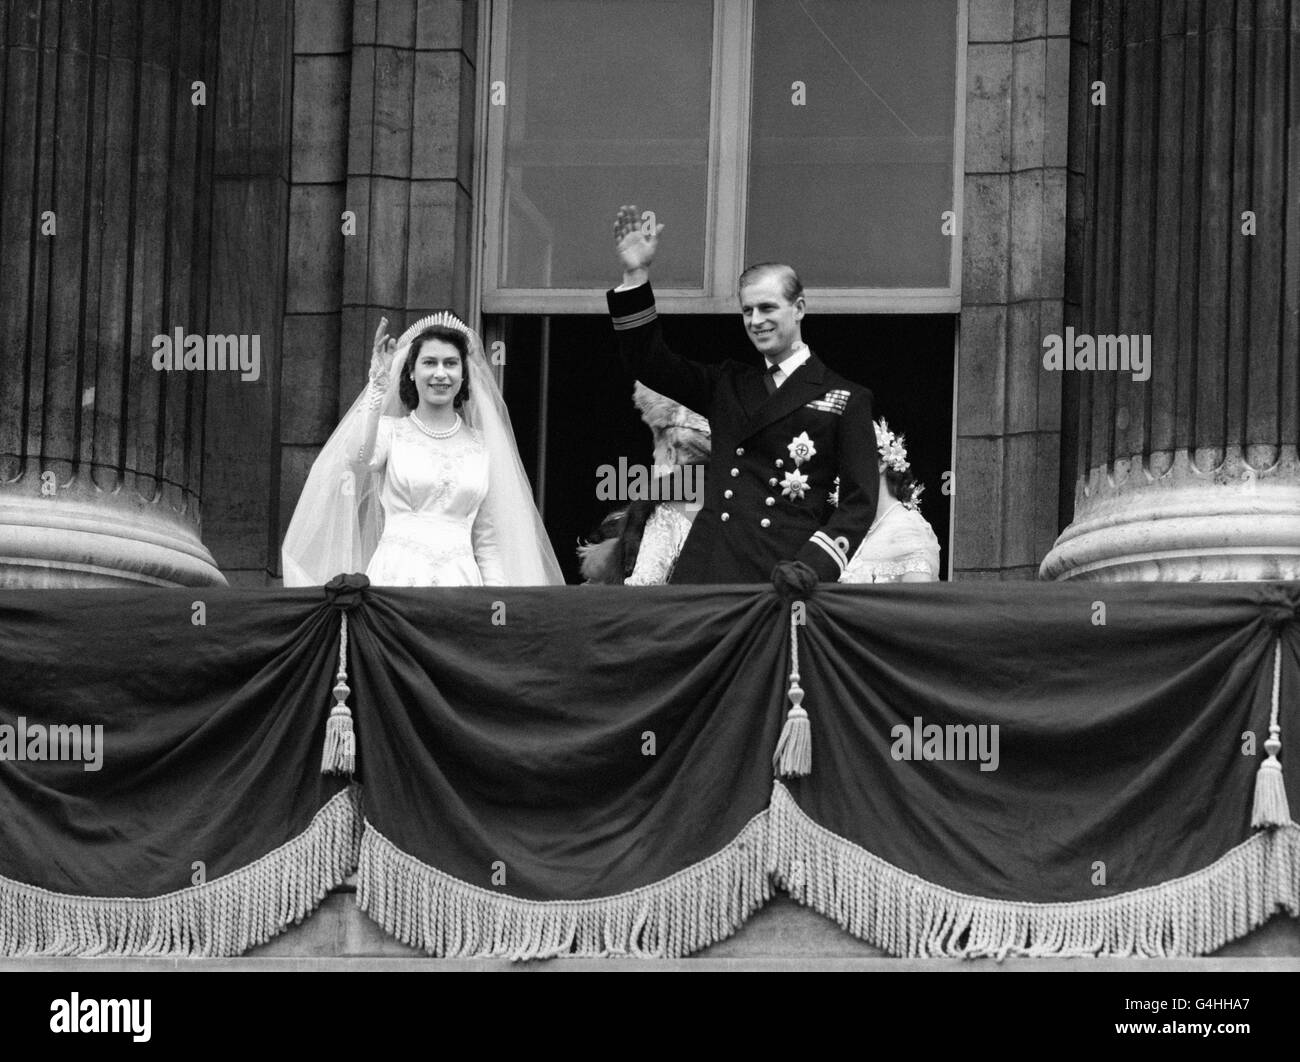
[787,432,816,467]
[780,468,810,501]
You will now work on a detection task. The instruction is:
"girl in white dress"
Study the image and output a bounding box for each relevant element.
[840,419,941,583]
[282,312,562,588]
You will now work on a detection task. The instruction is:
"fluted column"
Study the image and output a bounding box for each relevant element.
[0,0,224,587]
[1043,0,1300,581]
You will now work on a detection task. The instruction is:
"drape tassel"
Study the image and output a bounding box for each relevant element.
[1252,638,1291,829]
[321,613,356,776]
[768,781,1300,959]
[355,809,772,959]
[773,604,811,778]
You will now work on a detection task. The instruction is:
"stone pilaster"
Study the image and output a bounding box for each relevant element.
[337,0,478,406]
[0,0,224,587]
[277,0,352,579]
[200,0,295,586]
[953,0,1073,580]
[1042,0,1300,581]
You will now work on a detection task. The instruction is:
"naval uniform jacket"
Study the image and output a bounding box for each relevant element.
[607,281,878,584]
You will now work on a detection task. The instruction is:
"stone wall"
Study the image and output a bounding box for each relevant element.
[952,0,1072,581]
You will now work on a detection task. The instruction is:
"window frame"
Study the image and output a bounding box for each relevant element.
[478,0,967,315]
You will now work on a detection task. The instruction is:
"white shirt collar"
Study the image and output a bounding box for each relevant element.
[766,344,812,386]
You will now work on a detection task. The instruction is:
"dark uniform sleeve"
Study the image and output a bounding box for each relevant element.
[793,387,879,581]
[606,281,720,416]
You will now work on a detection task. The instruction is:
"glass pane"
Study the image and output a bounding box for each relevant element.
[498,0,714,289]
[746,0,957,287]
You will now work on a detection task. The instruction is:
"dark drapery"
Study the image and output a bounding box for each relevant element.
[0,590,350,896]
[0,580,1295,957]
[789,581,1297,900]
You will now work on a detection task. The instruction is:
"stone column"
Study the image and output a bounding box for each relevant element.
[0,0,225,587]
[1042,0,1300,581]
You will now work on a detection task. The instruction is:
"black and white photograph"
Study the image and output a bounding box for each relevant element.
[0,0,1296,1040]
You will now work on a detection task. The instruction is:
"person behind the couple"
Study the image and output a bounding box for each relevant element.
[281,311,563,587]
[840,419,941,583]
[578,381,712,585]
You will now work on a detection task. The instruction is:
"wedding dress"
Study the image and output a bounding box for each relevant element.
[362,414,505,586]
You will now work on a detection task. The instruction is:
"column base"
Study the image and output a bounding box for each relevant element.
[0,488,227,589]
[1041,447,1300,582]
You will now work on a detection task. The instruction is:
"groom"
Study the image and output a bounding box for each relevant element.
[606,205,878,584]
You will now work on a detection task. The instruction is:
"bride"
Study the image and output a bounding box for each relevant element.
[282,311,563,587]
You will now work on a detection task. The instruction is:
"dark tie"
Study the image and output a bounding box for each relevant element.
[763,362,780,395]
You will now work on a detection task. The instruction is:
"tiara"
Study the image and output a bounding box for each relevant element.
[396,310,474,350]
[874,418,909,473]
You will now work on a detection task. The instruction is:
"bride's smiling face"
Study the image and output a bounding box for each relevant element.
[410,338,464,409]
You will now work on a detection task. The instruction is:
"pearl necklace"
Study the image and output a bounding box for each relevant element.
[410,411,461,439]
[868,499,902,536]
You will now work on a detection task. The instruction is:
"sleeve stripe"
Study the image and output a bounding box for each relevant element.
[611,306,658,331]
[809,532,847,573]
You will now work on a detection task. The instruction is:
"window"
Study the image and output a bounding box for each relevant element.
[500,313,955,584]
[482,0,965,314]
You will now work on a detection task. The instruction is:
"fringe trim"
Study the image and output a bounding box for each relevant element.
[768,781,1300,959]
[356,810,772,959]
[0,787,362,958]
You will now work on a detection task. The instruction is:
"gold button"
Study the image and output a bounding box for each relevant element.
[720,512,730,521]
[760,518,771,528]
[724,489,733,499]
[765,497,775,507]
[775,459,784,468]
[735,446,745,456]
[768,477,778,486]
[730,468,739,477]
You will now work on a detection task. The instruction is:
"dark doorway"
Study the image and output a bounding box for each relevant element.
[498,313,955,584]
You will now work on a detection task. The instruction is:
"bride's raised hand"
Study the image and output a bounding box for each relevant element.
[370,316,398,385]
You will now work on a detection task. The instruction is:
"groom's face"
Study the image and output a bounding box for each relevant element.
[739,276,805,363]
